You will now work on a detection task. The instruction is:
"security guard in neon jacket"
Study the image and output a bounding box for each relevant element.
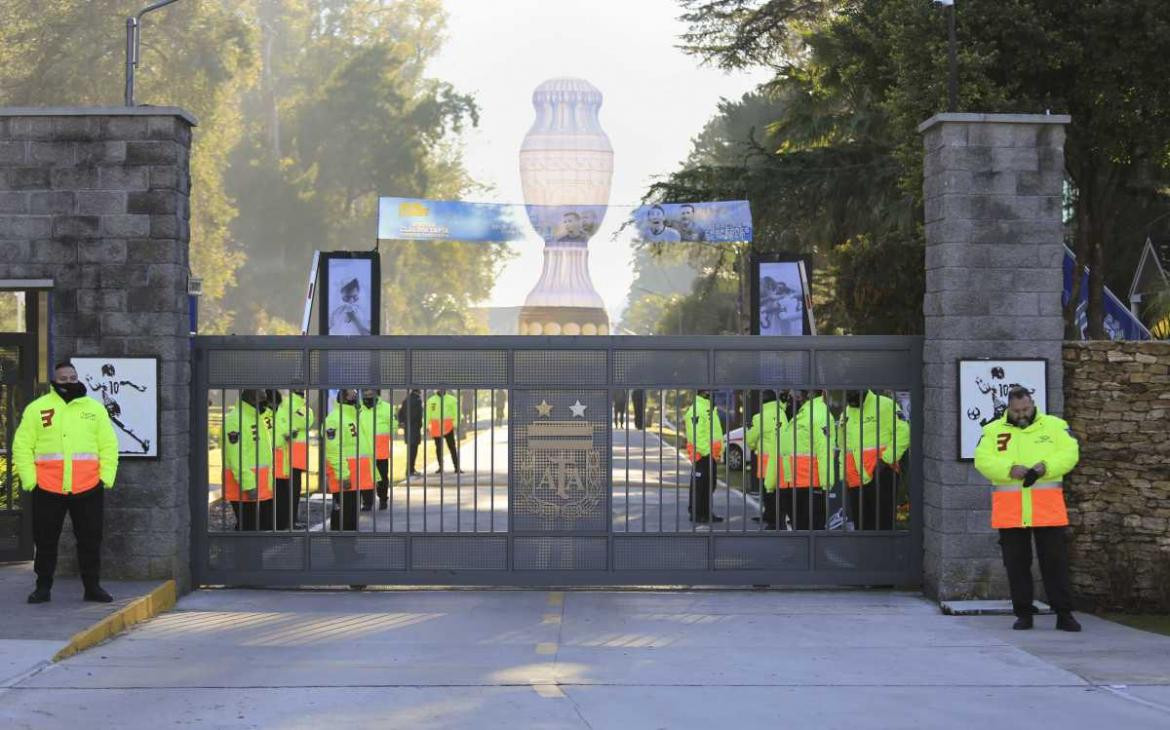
[778,390,836,530]
[222,389,275,533]
[745,389,788,529]
[426,389,461,473]
[323,389,375,531]
[273,389,314,529]
[360,388,397,511]
[684,389,724,523]
[975,386,1081,632]
[14,362,119,604]
[838,390,910,530]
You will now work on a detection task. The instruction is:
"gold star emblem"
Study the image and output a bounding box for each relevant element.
[535,400,553,417]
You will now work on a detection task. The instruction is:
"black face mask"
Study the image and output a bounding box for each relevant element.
[53,382,87,402]
[362,396,378,408]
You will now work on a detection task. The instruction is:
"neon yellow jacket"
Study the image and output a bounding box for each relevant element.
[684,394,724,462]
[222,401,273,502]
[323,402,375,490]
[974,411,1079,528]
[362,397,398,459]
[426,393,459,437]
[13,390,119,494]
[273,392,315,474]
[837,391,910,487]
[745,399,788,492]
[779,395,836,489]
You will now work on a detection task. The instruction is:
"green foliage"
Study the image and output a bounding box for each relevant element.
[655,0,1170,337]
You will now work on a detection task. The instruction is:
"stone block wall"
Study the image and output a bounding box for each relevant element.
[1063,341,1170,610]
[919,113,1071,600]
[0,108,194,588]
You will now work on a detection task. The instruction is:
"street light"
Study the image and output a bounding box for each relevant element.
[935,0,958,112]
[125,0,185,106]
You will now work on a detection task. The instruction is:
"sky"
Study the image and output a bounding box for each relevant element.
[428,0,770,322]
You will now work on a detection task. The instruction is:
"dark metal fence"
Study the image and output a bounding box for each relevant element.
[191,335,923,587]
[0,333,35,561]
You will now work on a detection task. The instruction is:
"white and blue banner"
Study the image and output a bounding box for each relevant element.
[630,200,752,243]
[1062,245,1150,340]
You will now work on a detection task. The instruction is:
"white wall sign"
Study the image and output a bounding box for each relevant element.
[957,358,1047,460]
[71,357,159,459]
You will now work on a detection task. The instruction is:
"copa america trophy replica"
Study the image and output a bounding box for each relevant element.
[518,78,612,336]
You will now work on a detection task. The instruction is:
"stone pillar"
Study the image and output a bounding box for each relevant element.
[0,107,195,589]
[918,113,1070,600]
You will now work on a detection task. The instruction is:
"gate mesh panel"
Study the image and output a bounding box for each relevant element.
[511,389,609,532]
[0,514,20,551]
[514,350,607,385]
[513,536,608,570]
[814,535,910,570]
[310,349,406,386]
[208,535,306,571]
[0,346,18,383]
[208,350,305,387]
[309,535,407,571]
[713,350,810,386]
[614,536,708,570]
[411,536,507,570]
[713,536,809,570]
[412,350,508,386]
[613,350,707,386]
[815,350,910,387]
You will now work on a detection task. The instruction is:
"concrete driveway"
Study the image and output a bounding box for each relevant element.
[2,588,1169,728]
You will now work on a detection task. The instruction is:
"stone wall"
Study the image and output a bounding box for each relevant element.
[0,108,194,588]
[918,113,1070,600]
[1063,341,1170,610]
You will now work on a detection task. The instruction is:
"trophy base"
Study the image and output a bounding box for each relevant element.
[519,306,609,336]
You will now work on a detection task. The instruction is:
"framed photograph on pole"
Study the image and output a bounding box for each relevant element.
[750,253,814,336]
[71,356,159,459]
[318,251,381,336]
[957,358,1047,460]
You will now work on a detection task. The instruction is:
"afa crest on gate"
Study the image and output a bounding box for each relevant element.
[515,419,604,520]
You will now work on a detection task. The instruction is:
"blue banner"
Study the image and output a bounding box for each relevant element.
[630,200,752,243]
[378,198,525,242]
[1062,245,1150,340]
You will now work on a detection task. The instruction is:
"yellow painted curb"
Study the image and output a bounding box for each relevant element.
[52,579,177,662]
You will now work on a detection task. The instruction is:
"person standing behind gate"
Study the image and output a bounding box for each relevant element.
[684,389,724,523]
[361,388,396,511]
[399,389,423,476]
[221,389,275,533]
[427,388,461,474]
[778,390,836,530]
[613,389,628,429]
[273,389,314,530]
[975,386,1081,632]
[838,390,910,530]
[14,361,119,604]
[323,389,375,531]
[746,389,788,529]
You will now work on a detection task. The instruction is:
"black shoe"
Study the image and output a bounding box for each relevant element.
[711,515,725,523]
[27,588,51,604]
[434,468,443,474]
[454,468,463,474]
[1012,615,1034,630]
[378,498,388,510]
[409,470,421,477]
[84,586,113,603]
[1056,613,1082,632]
[360,504,372,512]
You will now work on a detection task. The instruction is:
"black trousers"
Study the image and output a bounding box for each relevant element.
[999,527,1074,616]
[761,488,779,529]
[33,486,104,590]
[230,499,274,532]
[362,459,391,508]
[433,432,459,470]
[406,434,421,472]
[330,491,360,531]
[778,489,827,531]
[632,391,646,430]
[688,455,716,521]
[848,465,896,531]
[274,475,297,530]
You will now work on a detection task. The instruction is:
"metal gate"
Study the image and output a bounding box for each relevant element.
[191,336,922,586]
[0,333,36,561]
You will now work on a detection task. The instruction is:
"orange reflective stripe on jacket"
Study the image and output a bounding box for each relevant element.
[225,466,273,502]
[428,418,453,438]
[844,446,886,488]
[34,452,101,495]
[274,447,289,479]
[783,454,823,489]
[291,442,309,471]
[325,456,375,493]
[375,434,392,460]
[991,482,1068,528]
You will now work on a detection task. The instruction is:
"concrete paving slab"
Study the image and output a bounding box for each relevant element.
[0,640,60,688]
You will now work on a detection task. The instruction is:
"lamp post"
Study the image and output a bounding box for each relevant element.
[125,0,184,106]
[935,0,958,112]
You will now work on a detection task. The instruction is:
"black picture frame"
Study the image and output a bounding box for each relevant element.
[955,357,1048,461]
[70,355,161,460]
[750,253,812,336]
[318,251,381,337]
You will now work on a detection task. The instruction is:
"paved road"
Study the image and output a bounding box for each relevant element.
[2,588,1168,728]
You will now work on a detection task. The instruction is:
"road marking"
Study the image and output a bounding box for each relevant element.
[531,683,565,699]
[535,642,558,655]
[542,613,562,625]
[547,591,564,607]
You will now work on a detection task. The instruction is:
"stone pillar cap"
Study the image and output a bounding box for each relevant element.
[0,106,197,126]
[918,112,1070,134]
